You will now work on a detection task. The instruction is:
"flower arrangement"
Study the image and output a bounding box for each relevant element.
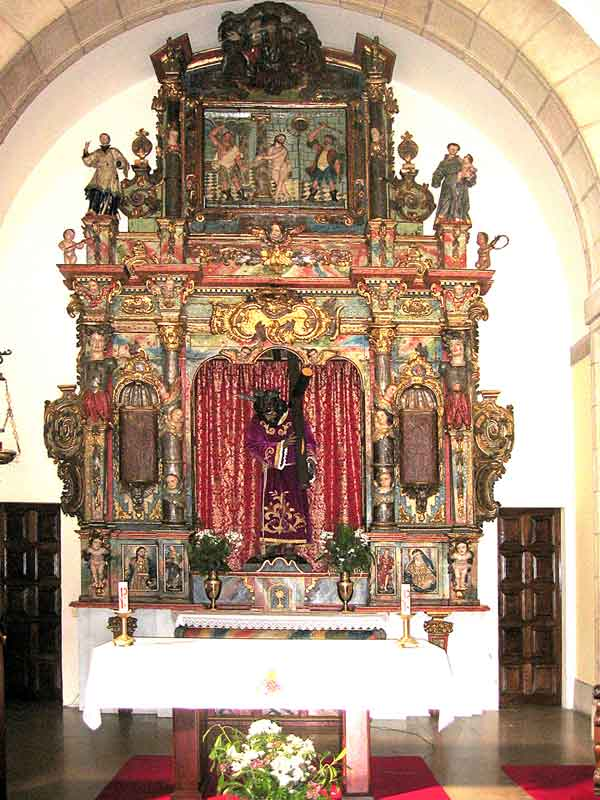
[319,523,373,574]
[208,719,343,800]
[187,528,242,574]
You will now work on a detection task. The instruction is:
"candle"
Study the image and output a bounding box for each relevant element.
[400,583,411,616]
[118,581,129,613]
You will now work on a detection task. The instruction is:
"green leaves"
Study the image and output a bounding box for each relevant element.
[187,529,231,574]
[320,523,373,574]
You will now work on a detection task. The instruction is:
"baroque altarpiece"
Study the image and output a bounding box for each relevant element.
[45,2,514,647]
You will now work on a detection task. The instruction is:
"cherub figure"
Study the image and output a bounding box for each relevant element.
[474,231,509,270]
[450,540,473,595]
[250,222,304,276]
[372,408,393,442]
[85,536,110,594]
[59,229,87,264]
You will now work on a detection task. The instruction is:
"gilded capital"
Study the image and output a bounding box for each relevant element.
[158,323,185,351]
[368,325,396,354]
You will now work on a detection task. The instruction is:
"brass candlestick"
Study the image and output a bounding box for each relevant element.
[113,610,135,647]
[397,614,419,648]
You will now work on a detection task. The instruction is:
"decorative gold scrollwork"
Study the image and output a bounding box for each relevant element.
[210,288,340,345]
[121,295,155,315]
[367,325,396,354]
[473,391,514,521]
[112,350,163,403]
[400,298,433,317]
[44,385,85,519]
[158,323,185,352]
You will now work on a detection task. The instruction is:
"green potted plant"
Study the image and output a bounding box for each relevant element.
[187,528,238,609]
[208,718,343,800]
[320,524,373,612]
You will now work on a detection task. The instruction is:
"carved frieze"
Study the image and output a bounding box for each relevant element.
[210,289,340,345]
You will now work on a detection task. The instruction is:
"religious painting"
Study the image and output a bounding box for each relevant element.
[121,542,158,594]
[373,544,397,596]
[203,107,347,208]
[163,543,186,595]
[268,583,294,611]
[400,546,440,595]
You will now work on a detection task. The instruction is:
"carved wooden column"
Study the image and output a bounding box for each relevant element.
[368,325,396,530]
[157,218,186,264]
[82,215,118,265]
[358,281,400,531]
[436,220,471,269]
[360,37,393,221]
[158,322,186,524]
[154,38,186,218]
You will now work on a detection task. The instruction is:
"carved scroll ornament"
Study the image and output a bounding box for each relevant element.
[44,385,85,518]
[210,288,339,345]
[473,390,514,522]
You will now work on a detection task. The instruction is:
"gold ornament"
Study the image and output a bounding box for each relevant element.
[210,289,339,346]
[158,324,185,352]
[473,391,514,521]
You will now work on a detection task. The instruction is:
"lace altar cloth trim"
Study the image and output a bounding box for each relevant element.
[174,612,392,632]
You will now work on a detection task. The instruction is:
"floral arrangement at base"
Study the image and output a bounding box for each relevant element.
[208,719,343,800]
[187,528,242,574]
[319,523,373,574]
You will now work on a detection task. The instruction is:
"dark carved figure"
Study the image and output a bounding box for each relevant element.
[245,388,316,545]
[82,133,130,216]
[218,3,325,95]
[431,143,476,224]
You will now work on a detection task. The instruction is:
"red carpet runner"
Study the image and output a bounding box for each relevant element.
[96,755,450,799]
[502,764,594,800]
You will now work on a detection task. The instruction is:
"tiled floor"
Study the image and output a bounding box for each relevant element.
[6,703,593,799]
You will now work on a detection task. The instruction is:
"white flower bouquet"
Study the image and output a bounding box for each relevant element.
[208,719,343,800]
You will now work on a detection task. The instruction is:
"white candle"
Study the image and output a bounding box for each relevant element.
[400,583,411,616]
[118,581,129,613]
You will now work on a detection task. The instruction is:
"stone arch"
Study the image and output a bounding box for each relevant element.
[0,0,598,289]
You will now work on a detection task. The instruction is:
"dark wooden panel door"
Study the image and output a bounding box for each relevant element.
[0,503,62,701]
[498,508,561,706]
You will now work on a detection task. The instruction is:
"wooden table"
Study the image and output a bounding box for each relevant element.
[83,637,456,798]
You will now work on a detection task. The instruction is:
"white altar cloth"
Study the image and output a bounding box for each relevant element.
[174,611,391,632]
[83,637,456,731]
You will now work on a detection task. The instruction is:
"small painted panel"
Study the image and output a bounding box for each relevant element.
[203,107,347,208]
[268,583,293,611]
[401,546,440,596]
[373,544,397,597]
[163,543,186,595]
[121,543,158,594]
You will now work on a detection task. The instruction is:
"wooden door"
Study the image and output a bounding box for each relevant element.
[0,503,62,701]
[498,508,561,706]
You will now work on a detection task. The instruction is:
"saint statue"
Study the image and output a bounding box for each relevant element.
[245,384,316,547]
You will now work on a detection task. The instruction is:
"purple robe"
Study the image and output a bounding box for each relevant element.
[245,411,316,544]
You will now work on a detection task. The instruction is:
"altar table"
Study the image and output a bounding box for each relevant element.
[83,637,456,799]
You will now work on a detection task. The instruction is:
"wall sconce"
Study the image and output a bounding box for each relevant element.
[0,349,20,465]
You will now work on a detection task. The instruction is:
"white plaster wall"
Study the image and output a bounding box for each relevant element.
[0,4,581,710]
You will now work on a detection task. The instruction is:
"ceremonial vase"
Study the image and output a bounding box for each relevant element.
[204,569,222,610]
[337,570,354,612]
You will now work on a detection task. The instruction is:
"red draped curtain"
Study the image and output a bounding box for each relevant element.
[194,357,364,568]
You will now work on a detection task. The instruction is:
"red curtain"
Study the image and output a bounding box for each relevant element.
[194,358,364,568]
